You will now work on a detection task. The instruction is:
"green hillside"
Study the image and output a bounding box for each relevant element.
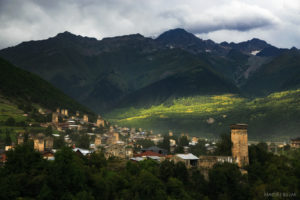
[0,98,26,122]
[0,32,238,112]
[118,66,239,108]
[242,49,300,96]
[0,57,92,115]
[105,89,300,140]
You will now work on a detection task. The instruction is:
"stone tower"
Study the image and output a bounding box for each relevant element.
[83,114,89,123]
[96,116,105,127]
[52,112,59,123]
[64,109,68,117]
[113,133,119,142]
[34,133,45,152]
[45,137,54,151]
[76,111,80,117]
[56,108,60,113]
[95,135,102,147]
[231,124,249,167]
[17,133,24,145]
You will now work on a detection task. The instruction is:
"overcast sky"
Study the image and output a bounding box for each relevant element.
[1,0,300,49]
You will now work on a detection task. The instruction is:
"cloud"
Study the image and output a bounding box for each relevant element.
[160,1,278,34]
[0,0,299,49]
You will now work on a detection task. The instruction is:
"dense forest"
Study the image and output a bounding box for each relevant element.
[0,142,299,200]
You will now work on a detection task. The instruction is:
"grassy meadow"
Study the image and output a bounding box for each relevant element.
[0,99,26,122]
[105,89,300,141]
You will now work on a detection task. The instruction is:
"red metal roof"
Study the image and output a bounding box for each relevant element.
[135,151,164,157]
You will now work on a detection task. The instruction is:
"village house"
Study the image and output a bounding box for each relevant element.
[0,149,6,163]
[33,133,45,152]
[131,150,166,162]
[198,156,233,169]
[290,137,300,148]
[83,114,89,123]
[94,134,102,148]
[173,153,199,168]
[268,143,278,154]
[141,146,168,155]
[73,148,93,156]
[104,144,133,159]
[43,151,55,160]
[106,132,119,145]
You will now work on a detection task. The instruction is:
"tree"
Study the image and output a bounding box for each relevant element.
[190,139,207,156]
[190,169,208,198]
[50,147,86,198]
[53,135,65,149]
[44,126,53,136]
[136,139,155,149]
[178,136,189,147]
[133,170,167,200]
[166,177,192,200]
[5,143,42,174]
[4,129,12,146]
[88,152,107,171]
[159,160,175,182]
[215,133,232,156]
[76,134,90,149]
[283,144,291,151]
[174,145,184,154]
[5,117,15,126]
[174,162,188,184]
[158,135,170,152]
[208,163,249,200]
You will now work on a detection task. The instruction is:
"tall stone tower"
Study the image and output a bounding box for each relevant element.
[231,124,249,167]
[95,135,102,147]
[34,133,45,152]
[96,116,105,127]
[52,112,58,123]
[76,111,80,117]
[83,114,89,123]
[64,109,68,117]
[45,137,54,151]
[113,133,119,142]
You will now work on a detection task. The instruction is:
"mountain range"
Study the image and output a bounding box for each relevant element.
[1,28,297,113]
[1,28,299,138]
[0,57,92,116]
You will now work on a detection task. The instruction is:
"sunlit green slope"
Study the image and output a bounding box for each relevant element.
[105,89,300,140]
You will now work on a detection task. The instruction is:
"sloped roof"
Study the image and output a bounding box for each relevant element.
[73,148,91,156]
[135,151,164,157]
[130,157,146,162]
[142,146,167,151]
[176,153,198,160]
